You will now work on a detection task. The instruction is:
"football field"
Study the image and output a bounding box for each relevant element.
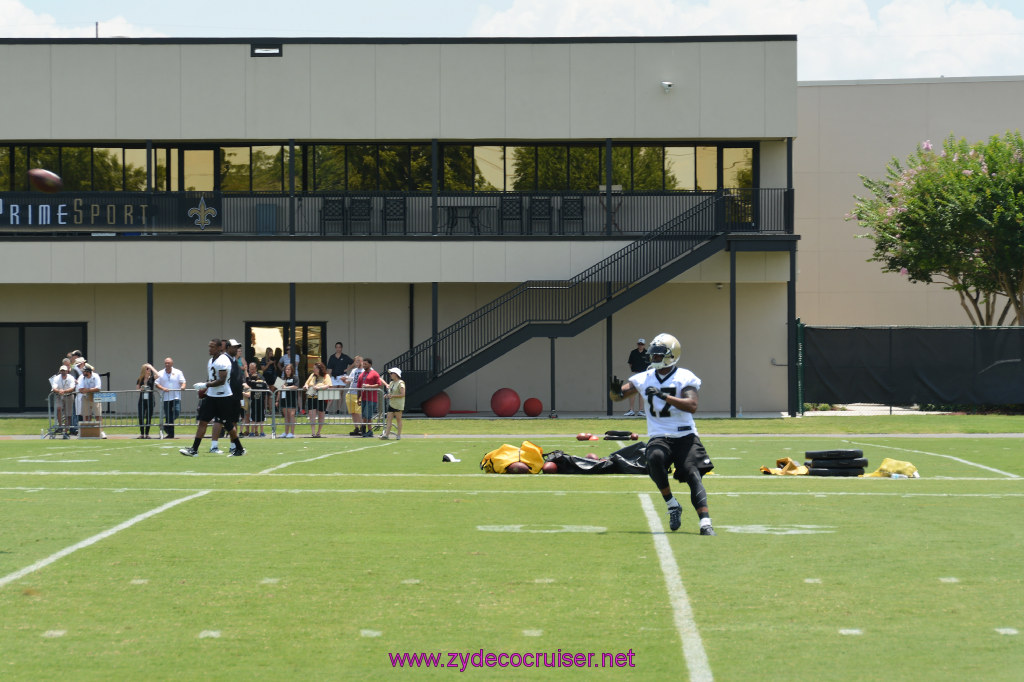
[1,432,1022,680]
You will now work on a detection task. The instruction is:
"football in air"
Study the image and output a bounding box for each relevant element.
[28,168,63,193]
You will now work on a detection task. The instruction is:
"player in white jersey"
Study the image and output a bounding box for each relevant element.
[180,338,243,457]
[610,332,716,535]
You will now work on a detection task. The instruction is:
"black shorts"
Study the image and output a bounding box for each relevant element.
[198,395,238,428]
[647,434,714,476]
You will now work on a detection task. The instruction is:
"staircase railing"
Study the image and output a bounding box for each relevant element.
[389,191,747,386]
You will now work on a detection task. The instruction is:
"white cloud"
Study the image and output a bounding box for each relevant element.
[0,1,164,38]
[471,0,1024,80]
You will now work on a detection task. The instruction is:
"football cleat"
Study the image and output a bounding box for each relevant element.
[209,447,224,454]
[228,447,246,457]
[700,525,717,536]
[179,447,197,457]
[667,503,682,532]
[648,333,682,370]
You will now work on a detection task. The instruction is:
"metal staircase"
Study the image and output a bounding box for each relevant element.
[386,191,745,407]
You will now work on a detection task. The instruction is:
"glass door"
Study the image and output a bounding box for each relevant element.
[245,322,325,382]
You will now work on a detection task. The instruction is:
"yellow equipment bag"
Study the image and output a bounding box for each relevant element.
[759,457,809,476]
[480,441,544,474]
[863,457,919,478]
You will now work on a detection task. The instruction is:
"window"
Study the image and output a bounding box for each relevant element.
[220,147,250,192]
[696,146,717,191]
[313,145,345,191]
[251,145,284,191]
[347,145,377,191]
[506,146,535,191]
[632,147,664,190]
[723,147,754,188]
[536,146,567,190]
[568,146,600,191]
[665,147,695,190]
[443,145,473,191]
[474,146,503,191]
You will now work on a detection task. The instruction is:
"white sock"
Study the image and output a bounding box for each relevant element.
[210,439,218,449]
[700,517,712,528]
[666,497,681,509]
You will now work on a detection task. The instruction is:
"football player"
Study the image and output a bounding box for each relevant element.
[609,333,716,535]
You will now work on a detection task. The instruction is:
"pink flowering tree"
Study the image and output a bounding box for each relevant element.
[848,132,1024,325]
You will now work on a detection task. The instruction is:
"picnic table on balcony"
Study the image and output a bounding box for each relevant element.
[438,200,495,234]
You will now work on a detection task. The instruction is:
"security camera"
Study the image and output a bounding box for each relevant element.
[660,81,673,92]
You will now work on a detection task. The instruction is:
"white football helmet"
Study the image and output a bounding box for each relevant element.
[648,333,681,370]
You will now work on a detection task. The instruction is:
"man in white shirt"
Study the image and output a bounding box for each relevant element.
[76,363,106,438]
[51,365,77,437]
[180,338,243,458]
[153,357,186,439]
[609,332,716,536]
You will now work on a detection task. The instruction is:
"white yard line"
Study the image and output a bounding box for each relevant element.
[0,490,210,589]
[845,440,1020,478]
[639,493,713,682]
[257,442,392,474]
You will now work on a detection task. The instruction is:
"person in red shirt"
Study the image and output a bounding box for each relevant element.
[355,358,383,437]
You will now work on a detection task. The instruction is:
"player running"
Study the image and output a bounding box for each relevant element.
[609,332,716,535]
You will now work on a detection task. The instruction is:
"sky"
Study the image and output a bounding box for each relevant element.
[2,0,1024,81]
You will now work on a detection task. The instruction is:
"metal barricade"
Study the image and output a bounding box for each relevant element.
[44,386,387,439]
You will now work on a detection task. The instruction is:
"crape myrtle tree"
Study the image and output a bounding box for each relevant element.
[848,132,1024,325]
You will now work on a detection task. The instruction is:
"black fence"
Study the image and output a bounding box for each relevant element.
[802,326,1024,407]
[0,188,791,238]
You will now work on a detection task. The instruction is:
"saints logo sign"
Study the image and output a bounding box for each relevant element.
[188,196,218,230]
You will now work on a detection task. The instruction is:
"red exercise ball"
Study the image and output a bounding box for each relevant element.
[523,397,543,417]
[490,387,521,417]
[421,391,451,418]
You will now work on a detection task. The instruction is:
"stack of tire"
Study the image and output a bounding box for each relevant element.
[804,449,867,477]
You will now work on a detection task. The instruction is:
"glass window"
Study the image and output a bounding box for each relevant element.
[696,146,717,191]
[506,146,535,191]
[379,145,411,191]
[632,146,664,190]
[92,147,124,191]
[0,146,9,191]
[536,146,567,190]
[603,146,631,190]
[30,147,61,184]
[183,149,215,191]
[314,145,345,191]
[665,147,695,190]
[220,146,251,192]
[410,145,432,191]
[568,146,600,191]
[347,144,377,191]
[443,145,473,191]
[251,145,283,192]
[474,146,503,191]
[60,147,92,191]
[723,147,754,188]
[123,148,147,191]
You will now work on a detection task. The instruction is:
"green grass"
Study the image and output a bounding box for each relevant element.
[1,432,1022,680]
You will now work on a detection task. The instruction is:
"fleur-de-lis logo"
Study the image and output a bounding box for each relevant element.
[188,196,218,230]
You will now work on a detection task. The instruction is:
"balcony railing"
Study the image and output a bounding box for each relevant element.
[0,188,792,238]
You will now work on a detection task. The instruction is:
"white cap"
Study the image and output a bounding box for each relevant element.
[637,338,646,344]
[389,368,402,377]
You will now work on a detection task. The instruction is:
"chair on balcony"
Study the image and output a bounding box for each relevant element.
[320,199,346,236]
[528,196,553,234]
[559,196,584,235]
[499,195,523,235]
[347,197,374,235]
[382,196,407,234]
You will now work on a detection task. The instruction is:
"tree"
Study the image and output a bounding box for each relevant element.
[849,132,1024,325]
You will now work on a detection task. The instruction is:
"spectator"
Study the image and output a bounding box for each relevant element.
[136,363,156,438]
[246,361,268,437]
[276,362,300,438]
[153,357,186,439]
[51,365,76,438]
[326,342,354,414]
[379,368,406,441]
[261,348,278,387]
[356,357,383,438]
[70,356,87,434]
[625,338,650,416]
[76,363,105,438]
[343,355,364,436]
[303,361,332,437]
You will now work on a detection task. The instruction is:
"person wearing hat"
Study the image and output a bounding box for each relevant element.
[625,338,650,416]
[76,363,106,438]
[379,368,406,440]
[51,364,77,437]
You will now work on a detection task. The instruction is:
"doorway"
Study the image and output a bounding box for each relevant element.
[244,322,325,380]
[0,323,87,412]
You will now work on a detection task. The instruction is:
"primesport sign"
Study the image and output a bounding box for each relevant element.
[0,192,222,232]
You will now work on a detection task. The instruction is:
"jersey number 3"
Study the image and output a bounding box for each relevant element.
[647,386,676,417]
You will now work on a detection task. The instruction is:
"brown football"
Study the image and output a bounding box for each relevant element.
[28,168,63,193]
[541,461,557,474]
[505,461,531,474]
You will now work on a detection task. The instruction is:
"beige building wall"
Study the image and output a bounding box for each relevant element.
[0,38,796,141]
[0,251,790,413]
[795,75,1024,326]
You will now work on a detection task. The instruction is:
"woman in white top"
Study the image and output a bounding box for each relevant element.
[303,362,333,438]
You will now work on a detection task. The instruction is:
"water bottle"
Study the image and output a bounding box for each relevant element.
[890,473,906,479]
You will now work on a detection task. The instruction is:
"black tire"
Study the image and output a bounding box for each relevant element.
[805,458,868,469]
[804,449,863,461]
[808,467,865,477]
